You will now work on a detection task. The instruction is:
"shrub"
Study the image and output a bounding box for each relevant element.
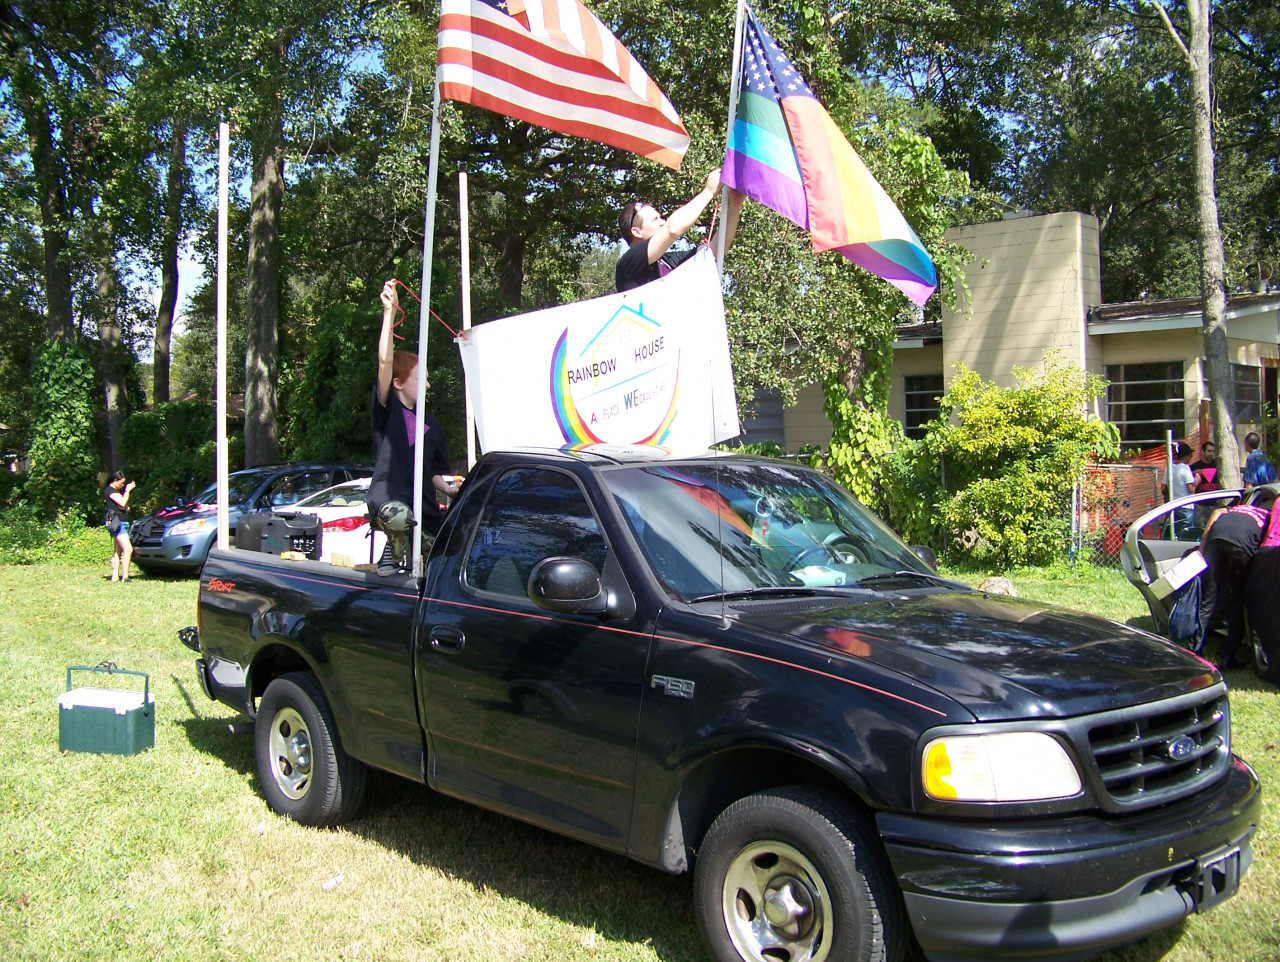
[120,400,242,514]
[0,469,25,510]
[0,504,106,566]
[24,341,101,522]
[916,353,1119,569]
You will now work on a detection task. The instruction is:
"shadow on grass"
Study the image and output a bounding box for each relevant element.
[346,771,704,960]
[174,712,1219,962]
[176,715,701,959]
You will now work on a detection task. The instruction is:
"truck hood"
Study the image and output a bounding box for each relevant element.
[732,591,1215,721]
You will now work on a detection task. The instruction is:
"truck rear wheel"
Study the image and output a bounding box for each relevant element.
[694,786,904,962]
[255,672,366,827]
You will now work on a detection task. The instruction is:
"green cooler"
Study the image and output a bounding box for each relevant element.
[58,666,154,755]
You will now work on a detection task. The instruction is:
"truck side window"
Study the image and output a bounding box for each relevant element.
[465,468,608,597]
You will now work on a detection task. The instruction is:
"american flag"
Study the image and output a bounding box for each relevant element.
[437,0,689,169]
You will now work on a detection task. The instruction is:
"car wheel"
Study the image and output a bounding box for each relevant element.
[255,672,366,827]
[694,786,905,962]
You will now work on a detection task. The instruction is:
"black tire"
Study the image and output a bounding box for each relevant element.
[255,672,367,827]
[694,786,905,962]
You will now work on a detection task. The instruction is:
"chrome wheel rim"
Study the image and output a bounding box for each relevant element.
[722,840,831,962]
[268,707,313,800]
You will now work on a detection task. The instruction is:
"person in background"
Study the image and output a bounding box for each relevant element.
[1242,494,1280,685]
[1170,442,1195,536]
[1191,441,1219,492]
[1242,432,1277,489]
[104,470,135,583]
[369,280,460,575]
[1198,502,1271,669]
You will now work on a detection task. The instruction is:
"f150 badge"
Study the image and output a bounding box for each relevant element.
[651,675,696,699]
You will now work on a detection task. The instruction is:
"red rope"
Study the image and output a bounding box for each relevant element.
[388,278,461,339]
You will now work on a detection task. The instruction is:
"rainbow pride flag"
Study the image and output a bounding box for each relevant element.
[722,8,937,306]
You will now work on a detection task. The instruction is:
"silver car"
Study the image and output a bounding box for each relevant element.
[1122,482,1279,676]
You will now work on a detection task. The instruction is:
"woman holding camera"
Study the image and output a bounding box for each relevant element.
[104,471,136,582]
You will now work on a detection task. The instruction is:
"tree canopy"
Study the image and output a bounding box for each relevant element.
[1,0,1276,514]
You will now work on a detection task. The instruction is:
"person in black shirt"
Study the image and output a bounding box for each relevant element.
[369,280,459,574]
[1190,441,1219,492]
[615,169,745,293]
[1198,503,1270,667]
[103,470,135,582]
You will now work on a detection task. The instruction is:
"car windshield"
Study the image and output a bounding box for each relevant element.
[599,460,930,601]
[190,469,276,506]
[294,479,371,509]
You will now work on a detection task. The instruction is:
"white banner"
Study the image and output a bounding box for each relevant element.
[456,249,740,453]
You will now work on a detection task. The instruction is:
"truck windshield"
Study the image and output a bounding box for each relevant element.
[600,460,931,601]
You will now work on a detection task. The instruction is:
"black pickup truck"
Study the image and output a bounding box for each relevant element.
[189,446,1260,962]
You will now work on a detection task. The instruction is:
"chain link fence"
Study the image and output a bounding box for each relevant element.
[1072,463,1163,568]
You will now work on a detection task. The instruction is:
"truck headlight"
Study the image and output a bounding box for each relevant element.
[169,518,212,537]
[923,732,1082,802]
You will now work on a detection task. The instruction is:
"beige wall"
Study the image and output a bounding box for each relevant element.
[782,383,832,450]
[888,343,945,424]
[943,213,1102,387]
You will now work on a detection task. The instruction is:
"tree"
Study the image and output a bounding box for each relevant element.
[1146,0,1239,488]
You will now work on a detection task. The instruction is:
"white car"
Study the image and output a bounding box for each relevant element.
[274,478,385,565]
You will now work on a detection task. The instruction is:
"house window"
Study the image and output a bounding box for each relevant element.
[1233,364,1262,421]
[903,374,944,439]
[1105,362,1185,451]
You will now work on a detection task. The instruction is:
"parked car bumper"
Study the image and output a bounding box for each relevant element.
[878,756,1260,962]
[130,524,218,572]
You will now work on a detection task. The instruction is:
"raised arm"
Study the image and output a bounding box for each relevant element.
[376,280,398,406]
[645,169,723,266]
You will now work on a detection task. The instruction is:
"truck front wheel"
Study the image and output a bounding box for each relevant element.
[694,786,904,962]
[255,672,367,827]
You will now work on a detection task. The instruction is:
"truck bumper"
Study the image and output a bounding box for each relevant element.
[877,756,1260,962]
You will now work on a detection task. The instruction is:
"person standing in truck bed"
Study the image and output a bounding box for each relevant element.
[369,280,459,575]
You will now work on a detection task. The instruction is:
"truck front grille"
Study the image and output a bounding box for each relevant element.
[1086,688,1229,810]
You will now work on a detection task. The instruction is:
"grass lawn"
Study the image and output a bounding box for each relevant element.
[0,563,1275,961]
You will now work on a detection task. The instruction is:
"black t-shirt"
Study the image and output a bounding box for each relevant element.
[104,486,127,528]
[1206,505,1269,554]
[615,240,698,292]
[368,383,450,523]
[1190,459,1219,488]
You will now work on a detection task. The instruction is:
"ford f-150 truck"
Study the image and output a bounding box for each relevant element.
[188,446,1260,962]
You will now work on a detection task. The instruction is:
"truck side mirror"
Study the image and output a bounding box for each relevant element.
[528,557,608,615]
[910,545,938,570]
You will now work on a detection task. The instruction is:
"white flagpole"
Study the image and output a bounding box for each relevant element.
[717,0,748,275]
[412,81,443,578]
[216,122,230,551]
[459,171,476,470]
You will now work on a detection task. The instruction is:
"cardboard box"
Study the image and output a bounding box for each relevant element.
[1150,550,1208,601]
[57,667,154,756]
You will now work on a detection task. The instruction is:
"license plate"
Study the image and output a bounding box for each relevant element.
[1194,846,1241,913]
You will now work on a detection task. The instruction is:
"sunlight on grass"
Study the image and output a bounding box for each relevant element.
[0,563,1275,961]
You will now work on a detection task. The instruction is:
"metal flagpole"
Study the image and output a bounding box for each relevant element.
[412,81,444,578]
[716,0,748,275]
[459,171,476,469]
[216,122,230,550]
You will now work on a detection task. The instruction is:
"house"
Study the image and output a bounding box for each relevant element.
[742,211,1280,454]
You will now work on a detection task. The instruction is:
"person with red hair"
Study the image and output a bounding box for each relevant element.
[368,281,460,575]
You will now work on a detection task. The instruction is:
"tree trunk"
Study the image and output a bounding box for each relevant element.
[94,215,127,471]
[1186,0,1240,488]
[244,112,284,467]
[497,230,527,310]
[14,79,74,343]
[153,119,186,407]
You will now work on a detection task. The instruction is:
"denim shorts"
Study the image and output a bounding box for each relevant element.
[111,521,130,537]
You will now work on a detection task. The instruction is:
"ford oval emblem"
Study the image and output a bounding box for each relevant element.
[1165,735,1196,761]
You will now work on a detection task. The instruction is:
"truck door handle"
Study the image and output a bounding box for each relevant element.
[429,626,465,653]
